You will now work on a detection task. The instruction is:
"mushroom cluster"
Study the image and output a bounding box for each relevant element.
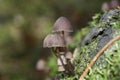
[43,17,74,75]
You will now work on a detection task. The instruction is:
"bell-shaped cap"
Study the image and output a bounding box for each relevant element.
[43,33,65,48]
[52,17,73,33]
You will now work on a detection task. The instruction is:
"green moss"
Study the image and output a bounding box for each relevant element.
[88,13,102,27]
[85,30,120,80]
[58,9,120,80]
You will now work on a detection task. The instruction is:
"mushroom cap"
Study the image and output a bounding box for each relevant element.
[52,17,73,33]
[36,59,46,70]
[101,2,110,12]
[43,34,65,48]
[65,51,73,59]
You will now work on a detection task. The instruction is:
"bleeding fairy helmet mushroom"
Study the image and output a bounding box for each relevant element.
[52,17,73,33]
[43,33,65,48]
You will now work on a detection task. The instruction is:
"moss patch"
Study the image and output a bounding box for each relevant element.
[57,9,120,80]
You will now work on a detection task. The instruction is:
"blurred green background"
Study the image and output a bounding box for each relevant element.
[0,0,109,80]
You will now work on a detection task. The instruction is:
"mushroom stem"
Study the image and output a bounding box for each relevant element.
[65,59,74,75]
[61,31,66,45]
[52,48,66,71]
[58,48,74,75]
[52,47,74,75]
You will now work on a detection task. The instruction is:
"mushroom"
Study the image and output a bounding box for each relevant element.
[52,17,73,44]
[43,33,65,48]
[52,17,74,74]
[110,0,119,9]
[43,17,74,75]
[43,33,66,60]
[43,33,67,71]
[36,59,50,73]
[101,2,110,12]
[52,17,73,33]
[52,16,73,54]
[36,59,46,70]
[43,33,74,75]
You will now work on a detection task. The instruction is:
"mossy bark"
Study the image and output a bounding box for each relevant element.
[57,9,120,80]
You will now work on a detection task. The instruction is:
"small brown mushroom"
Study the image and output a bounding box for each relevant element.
[36,59,46,70]
[43,33,65,48]
[43,33,74,75]
[110,0,119,9]
[101,2,110,12]
[52,17,73,45]
[52,17,73,33]
[43,33,68,71]
[43,17,74,75]
[36,59,50,73]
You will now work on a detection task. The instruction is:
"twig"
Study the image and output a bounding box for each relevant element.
[79,35,120,80]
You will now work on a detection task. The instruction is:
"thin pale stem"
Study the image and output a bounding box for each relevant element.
[61,31,74,74]
[52,47,66,71]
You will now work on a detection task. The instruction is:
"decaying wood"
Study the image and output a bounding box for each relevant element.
[79,35,120,80]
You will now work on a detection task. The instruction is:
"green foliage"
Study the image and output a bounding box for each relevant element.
[0,0,107,80]
[111,21,120,29]
[69,27,89,50]
[47,55,57,77]
[88,13,102,27]
[74,28,89,42]
[59,9,120,80]
[86,30,120,80]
